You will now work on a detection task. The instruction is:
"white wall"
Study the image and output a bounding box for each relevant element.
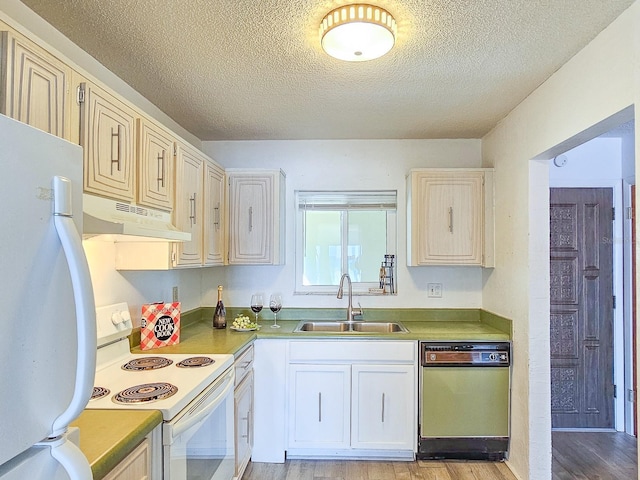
[481,3,639,479]
[83,240,213,326]
[200,139,486,310]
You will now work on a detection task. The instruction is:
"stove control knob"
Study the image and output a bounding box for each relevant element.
[111,312,123,325]
[120,310,132,324]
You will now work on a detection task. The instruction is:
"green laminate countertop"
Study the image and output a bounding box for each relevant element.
[71,409,162,480]
[130,308,511,356]
[83,308,509,478]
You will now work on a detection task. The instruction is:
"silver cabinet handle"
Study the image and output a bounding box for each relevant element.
[189,193,197,226]
[318,392,322,422]
[381,393,385,423]
[110,125,121,174]
[157,150,165,188]
[214,202,221,230]
[248,206,253,232]
[448,207,454,233]
[241,415,249,438]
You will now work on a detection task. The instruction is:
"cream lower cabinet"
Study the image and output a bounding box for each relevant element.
[103,438,150,480]
[287,341,416,458]
[103,425,161,480]
[227,169,285,265]
[406,168,494,267]
[0,30,72,140]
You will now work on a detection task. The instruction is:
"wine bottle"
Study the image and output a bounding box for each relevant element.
[213,285,226,329]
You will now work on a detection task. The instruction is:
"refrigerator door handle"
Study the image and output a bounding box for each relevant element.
[51,176,97,436]
[36,436,93,480]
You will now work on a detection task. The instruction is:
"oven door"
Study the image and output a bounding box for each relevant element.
[163,367,235,480]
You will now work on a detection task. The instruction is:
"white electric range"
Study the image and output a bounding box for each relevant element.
[86,303,236,480]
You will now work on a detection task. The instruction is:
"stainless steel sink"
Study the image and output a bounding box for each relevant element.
[293,321,408,333]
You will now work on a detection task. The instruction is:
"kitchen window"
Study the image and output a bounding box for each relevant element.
[295,190,397,294]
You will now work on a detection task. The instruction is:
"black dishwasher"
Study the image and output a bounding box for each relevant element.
[418,341,511,460]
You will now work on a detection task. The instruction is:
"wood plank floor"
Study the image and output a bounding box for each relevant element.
[552,431,637,480]
[243,432,638,480]
[243,459,518,480]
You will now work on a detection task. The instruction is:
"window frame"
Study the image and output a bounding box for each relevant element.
[294,190,397,295]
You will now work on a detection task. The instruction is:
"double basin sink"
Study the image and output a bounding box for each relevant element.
[293,321,408,334]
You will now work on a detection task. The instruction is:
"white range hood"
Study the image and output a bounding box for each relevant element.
[83,194,190,242]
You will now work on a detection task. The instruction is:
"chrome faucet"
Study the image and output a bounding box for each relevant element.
[337,273,363,322]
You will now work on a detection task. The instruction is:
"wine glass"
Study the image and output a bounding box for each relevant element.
[250,294,263,324]
[269,293,282,328]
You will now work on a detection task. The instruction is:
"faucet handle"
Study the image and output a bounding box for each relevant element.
[352,302,363,319]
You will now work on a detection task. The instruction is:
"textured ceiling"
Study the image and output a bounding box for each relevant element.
[20,0,635,141]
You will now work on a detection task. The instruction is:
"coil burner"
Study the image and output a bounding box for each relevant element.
[112,383,178,404]
[90,386,110,400]
[176,356,215,368]
[121,357,173,371]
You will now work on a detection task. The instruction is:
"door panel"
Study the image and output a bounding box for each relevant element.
[550,188,614,429]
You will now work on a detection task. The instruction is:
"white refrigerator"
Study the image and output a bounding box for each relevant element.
[0,114,96,480]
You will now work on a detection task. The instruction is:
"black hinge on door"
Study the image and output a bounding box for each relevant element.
[613,295,616,309]
[612,207,615,220]
[614,384,617,398]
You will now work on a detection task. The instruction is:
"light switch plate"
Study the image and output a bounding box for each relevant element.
[427,283,442,298]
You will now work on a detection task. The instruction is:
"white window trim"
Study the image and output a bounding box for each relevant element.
[294,190,397,295]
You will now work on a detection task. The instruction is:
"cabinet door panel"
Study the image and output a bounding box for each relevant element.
[2,32,71,139]
[174,144,204,266]
[408,170,485,265]
[137,118,174,210]
[227,170,284,265]
[288,364,351,449]
[351,364,415,450]
[203,161,225,265]
[229,176,271,263]
[422,178,480,260]
[80,83,136,201]
[1,31,70,140]
[234,370,253,479]
[103,438,150,480]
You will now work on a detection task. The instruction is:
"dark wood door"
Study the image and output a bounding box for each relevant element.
[550,188,614,429]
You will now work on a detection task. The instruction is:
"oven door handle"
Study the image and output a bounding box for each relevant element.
[168,370,234,440]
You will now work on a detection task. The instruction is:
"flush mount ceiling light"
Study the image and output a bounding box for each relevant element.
[320,4,397,62]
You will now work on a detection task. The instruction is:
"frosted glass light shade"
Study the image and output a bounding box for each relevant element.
[320,4,397,62]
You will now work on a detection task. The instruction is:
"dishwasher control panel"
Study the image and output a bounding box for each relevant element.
[421,341,510,366]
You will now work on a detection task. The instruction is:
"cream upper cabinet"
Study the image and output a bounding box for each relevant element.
[80,82,137,201]
[407,168,494,267]
[203,160,225,265]
[173,142,205,267]
[227,169,285,265]
[114,146,226,271]
[137,118,174,211]
[0,30,71,140]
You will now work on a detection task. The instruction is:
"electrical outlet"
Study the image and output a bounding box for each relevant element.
[172,286,179,302]
[427,283,442,298]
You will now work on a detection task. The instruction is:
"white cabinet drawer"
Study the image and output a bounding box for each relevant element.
[234,344,254,386]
